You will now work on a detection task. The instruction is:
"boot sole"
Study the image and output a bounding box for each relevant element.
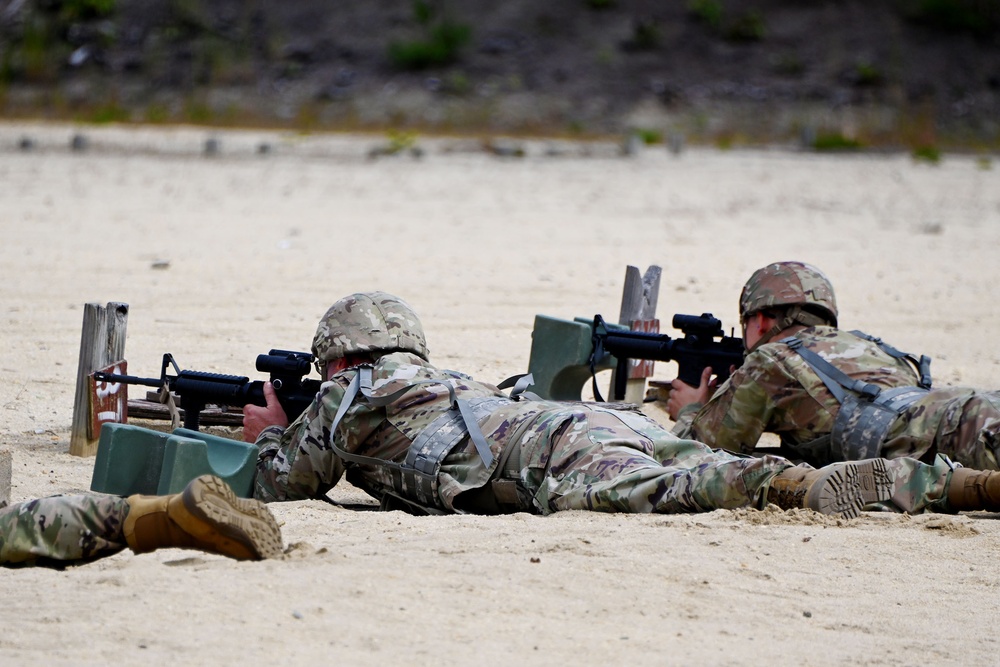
[803,463,866,519]
[854,458,894,506]
[181,475,283,560]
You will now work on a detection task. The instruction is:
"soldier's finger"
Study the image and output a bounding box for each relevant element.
[262,381,280,406]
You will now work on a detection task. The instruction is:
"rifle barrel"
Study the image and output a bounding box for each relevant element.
[92,372,163,388]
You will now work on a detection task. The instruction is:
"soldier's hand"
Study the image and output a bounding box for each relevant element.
[666,367,717,420]
[243,382,290,443]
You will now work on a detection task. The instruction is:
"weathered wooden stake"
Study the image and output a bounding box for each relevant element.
[70,302,129,457]
[611,265,662,405]
[0,449,11,508]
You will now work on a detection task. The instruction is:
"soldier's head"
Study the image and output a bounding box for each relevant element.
[311,291,429,378]
[739,262,838,351]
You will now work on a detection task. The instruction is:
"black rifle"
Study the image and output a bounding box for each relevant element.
[93,349,323,430]
[590,313,744,401]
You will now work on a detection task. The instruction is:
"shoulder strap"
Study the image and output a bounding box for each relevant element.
[329,366,496,468]
[780,337,882,404]
[848,330,932,389]
[781,335,931,409]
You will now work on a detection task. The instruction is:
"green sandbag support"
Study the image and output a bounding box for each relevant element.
[526,314,622,401]
[90,423,257,498]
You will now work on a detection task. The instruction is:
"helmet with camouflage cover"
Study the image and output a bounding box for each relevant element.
[312,291,429,363]
[739,261,838,327]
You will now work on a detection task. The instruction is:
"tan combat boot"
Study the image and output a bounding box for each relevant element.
[766,459,892,519]
[124,475,283,560]
[946,468,1000,512]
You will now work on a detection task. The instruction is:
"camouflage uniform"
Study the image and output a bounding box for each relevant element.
[0,494,128,566]
[254,350,954,515]
[671,325,1000,472]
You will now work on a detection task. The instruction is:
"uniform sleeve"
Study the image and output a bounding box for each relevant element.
[253,381,347,503]
[669,353,777,454]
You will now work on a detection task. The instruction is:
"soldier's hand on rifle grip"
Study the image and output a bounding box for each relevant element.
[666,367,717,421]
[243,382,289,443]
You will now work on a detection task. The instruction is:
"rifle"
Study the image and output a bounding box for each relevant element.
[590,313,744,401]
[93,349,323,430]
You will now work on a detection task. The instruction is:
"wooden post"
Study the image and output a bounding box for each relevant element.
[0,449,11,508]
[70,302,129,457]
[610,265,662,405]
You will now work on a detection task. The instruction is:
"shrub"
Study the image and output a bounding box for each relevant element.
[912,145,942,162]
[902,0,1000,36]
[726,11,766,41]
[635,128,663,145]
[813,132,864,150]
[688,0,723,29]
[388,20,471,70]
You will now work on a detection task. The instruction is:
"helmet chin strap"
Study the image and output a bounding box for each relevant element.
[748,306,831,353]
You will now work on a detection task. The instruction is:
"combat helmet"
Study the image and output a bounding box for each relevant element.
[739,261,838,327]
[312,291,429,364]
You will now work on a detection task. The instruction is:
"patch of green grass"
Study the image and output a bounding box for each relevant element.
[726,11,766,41]
[412,0,434,25]
[688,0,723,30]
[144,104,171,124]
[628,19,661,50]
[635,128,663,145]
[855,61,883,86]
[184,100,214,124]
[88,102,130,124]
[60,0,116,20]
[813,132,864,151]
[715,133,735,150]
[912,145,942,163]
[388,20,471,70]
[976,156,992,170]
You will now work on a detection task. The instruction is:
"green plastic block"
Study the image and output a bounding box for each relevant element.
[526,314,620,401]
[90,423,257,498]
[166,428,257,497]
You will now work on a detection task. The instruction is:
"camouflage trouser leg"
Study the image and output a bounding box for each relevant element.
[942,393,1000,471]
[526,407,793,514]
[865,454,955,514]
[0,494,129,567]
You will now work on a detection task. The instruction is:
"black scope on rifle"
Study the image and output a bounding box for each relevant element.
[255,349,314,378]
[671,313,725,339]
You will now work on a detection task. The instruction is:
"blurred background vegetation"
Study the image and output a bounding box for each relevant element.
[1,0,998,148]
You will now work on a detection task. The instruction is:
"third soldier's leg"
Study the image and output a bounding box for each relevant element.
[530,407,887,517]
[864,455,952,513]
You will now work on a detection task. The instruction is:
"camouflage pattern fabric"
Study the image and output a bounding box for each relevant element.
[254,351,956,515]
[873,454,953,513]
[671,326,1000,471]
[0,494,128,567]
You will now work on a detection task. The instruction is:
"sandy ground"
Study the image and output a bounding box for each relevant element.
[1,122,999,665]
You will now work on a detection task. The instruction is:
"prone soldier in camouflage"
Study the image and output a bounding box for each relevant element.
[244,291,1000,520]
[668,261,1000,511]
